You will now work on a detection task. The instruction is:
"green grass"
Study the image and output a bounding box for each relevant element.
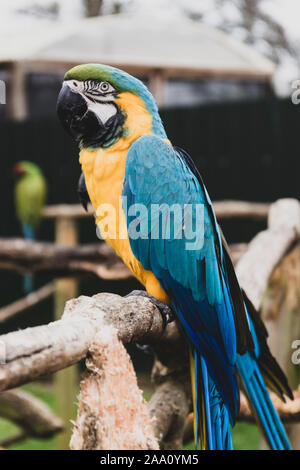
[232,422,259,450]
[0,382,259,450]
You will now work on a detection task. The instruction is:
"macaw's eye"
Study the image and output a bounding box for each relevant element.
[73,81,78,87]
[100,82,111,93]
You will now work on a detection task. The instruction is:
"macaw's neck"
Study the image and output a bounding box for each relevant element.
[115,91,167,147]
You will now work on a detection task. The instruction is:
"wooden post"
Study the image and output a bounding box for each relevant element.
[7,63,27,120]
[261,242,300,449]
[149,69,165,108]
[54,216,79,450]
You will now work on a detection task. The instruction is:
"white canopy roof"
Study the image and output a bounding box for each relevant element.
[0,13,275,78]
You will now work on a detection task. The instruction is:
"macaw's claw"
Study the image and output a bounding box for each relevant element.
[125,290,175,329]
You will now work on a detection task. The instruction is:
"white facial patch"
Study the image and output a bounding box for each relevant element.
[64,80,117,125]
[88,101,117,125]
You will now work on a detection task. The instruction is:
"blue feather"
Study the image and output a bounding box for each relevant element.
[123,134,291,450]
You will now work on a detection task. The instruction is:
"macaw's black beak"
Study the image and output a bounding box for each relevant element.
[57,82,125,148]
[77,172,90,212]
[57,84,88,141]
[57,83,113,147]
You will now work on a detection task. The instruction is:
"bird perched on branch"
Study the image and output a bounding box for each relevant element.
[57,64,293,450]
[13,161,47,293]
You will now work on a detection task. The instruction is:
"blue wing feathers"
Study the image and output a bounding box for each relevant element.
[123,134,291,450]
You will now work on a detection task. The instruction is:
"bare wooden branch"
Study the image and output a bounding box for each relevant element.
[0,432,27,448]
[239,389,300,424]
[0,238,245,281]
[228,243,248,266]
[0,293,174,392]
[148,380,190,449]
[236,198,300,310]
[0,283,55,323]
[42,204,94,219]
[70,326,159,450]
[0,238,130,280]
[214,200,270,220]
[0,389,63,437]
[42,201,271,221]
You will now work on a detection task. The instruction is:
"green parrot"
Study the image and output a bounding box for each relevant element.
[13,161,47,293]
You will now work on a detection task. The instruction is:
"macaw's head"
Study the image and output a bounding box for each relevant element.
[57,63,166,149]
[13,161,43,179]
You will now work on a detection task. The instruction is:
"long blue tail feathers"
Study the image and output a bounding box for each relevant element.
[22,224,35,294]
[191,349,233,450]
[191,349,291,450]
[237,352,291,450]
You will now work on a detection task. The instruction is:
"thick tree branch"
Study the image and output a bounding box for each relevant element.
[148,380,190,449]
[0,389,63,438]
[0,293,176,392]
[0,239,130,280]
[0,282,55,323]
[236,199,300,310]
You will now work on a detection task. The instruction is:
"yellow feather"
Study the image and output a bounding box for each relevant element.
[79,92,170,305]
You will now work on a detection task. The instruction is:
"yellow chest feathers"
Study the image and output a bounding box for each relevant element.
[79,91,153,248]
[78,93,170,304]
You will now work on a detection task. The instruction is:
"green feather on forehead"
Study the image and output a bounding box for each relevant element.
[65,64,144,94]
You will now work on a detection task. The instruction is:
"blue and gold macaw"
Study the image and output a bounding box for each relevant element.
[57,64,293,450]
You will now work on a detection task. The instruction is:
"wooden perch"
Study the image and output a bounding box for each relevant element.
[42,201,270,221]
[0,239,130,280]
[0,282,55,324]
[42,204,94,219]
[0,292,186,449]
[214,200,270,220]
[0,293,172,391]
[0,238,246,282]
[239,388,300,424]
[0,389,63,440]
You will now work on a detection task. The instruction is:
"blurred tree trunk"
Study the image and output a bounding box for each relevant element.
[83,0,103,17]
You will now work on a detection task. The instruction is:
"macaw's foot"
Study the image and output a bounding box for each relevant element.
[125,290,176,329]
[126,290,176,355]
